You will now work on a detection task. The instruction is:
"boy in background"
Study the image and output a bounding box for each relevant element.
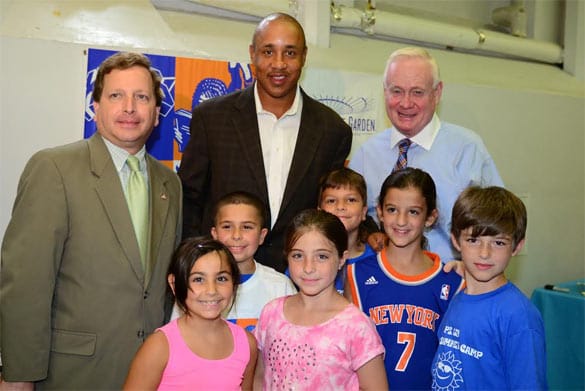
[283,168,375,294]
[211,191,296,331]
[318,168,375,293]
[431,186,547,390]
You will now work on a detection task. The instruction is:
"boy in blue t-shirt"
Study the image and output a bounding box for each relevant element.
[431,186,547,390]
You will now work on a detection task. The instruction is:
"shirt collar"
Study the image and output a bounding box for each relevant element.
[390,113,441,151]
[101,135,147,172]
[254,82,302,117]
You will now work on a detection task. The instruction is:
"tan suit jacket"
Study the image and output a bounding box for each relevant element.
[0,133,182,389]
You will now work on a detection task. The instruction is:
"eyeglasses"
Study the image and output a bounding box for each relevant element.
[384,86,435,100]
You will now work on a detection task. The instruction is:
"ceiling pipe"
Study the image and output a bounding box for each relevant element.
[153,0,329,47]
[153,0,563,64]
[152,0,272,22]
[330,5,563,64]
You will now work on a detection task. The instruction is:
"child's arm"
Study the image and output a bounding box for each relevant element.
[253,348,264,391]
[241,331,258,391]
[505,315,548,389]
[356,354,388,391]
[123,331,168,391]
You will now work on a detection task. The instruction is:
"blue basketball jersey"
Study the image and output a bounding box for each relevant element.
[347,250,464,390]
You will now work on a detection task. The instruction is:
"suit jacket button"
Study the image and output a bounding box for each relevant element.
[137,330,145,338]
[143,290,149,299]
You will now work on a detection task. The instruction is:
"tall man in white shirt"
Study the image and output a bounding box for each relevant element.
[178,13,352,272]
[349,47,503,262]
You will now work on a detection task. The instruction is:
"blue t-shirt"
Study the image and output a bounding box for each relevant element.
[431,282,547,390]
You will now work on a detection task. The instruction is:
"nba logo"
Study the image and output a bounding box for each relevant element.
[440,284,450,300]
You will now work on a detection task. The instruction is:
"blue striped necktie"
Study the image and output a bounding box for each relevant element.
[392,139,412,173]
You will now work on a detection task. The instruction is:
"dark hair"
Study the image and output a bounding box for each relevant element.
[284,209,348,258]
[451,186,527,249]
[213,191,267,228]
[319,168,369,243]
[252,12,307,50]
[92,51,163,107]
[168,236,241,316]
[318,168,367,207]
[378,167,437,249]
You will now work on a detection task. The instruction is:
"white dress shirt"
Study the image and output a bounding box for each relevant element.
[255,83,303,228]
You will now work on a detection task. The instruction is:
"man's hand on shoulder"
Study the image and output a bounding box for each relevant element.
[443,260,465,278]
[367,232,387,252]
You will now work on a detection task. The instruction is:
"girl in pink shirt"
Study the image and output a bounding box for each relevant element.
[254,209,387,390]
[124,237,257,390]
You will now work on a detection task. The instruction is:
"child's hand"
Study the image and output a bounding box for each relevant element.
[0,380,34,391]
[367,232,386,252]
[443,260,465,278]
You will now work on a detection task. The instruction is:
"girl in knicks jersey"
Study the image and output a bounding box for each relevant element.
[346,168,464,390]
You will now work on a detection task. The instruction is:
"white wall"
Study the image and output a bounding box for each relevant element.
[1,1,584,296]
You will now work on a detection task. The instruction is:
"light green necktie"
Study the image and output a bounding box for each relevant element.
[126,155,148,269]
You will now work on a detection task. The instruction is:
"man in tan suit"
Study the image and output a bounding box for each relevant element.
[0,52,182,390]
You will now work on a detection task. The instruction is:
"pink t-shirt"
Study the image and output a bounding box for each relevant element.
[254,296,385,390]
[157,319,250,390]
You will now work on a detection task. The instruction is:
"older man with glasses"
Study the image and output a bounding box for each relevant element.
[349,47,503,263]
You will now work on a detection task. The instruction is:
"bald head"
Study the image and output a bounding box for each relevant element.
[252,13,307,50]
[249,12,307,117]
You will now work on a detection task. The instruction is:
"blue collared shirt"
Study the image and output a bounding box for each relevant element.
[349,114,503,261]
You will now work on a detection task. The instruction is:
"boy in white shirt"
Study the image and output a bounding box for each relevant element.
[211,191,296,331]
